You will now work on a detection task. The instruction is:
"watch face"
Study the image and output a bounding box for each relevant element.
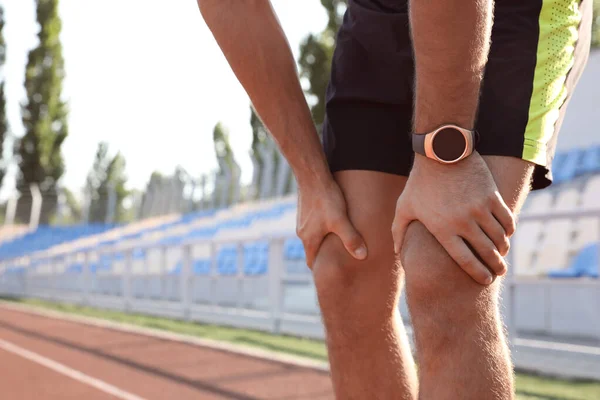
[432,128,467,162]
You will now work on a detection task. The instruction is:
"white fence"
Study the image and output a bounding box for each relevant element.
[0,231,599,380]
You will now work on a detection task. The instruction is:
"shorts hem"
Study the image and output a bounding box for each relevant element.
[328,163,411,178]
[522,139,548,167]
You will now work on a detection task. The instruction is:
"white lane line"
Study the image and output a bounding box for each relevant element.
[515,338,600,356]
[0,338,148,400]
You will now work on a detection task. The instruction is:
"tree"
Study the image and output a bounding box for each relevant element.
[138,171,163,218]
[593,0,600,47]
[17,0,68,223]
[0,6,8,189]
[63,187,81,221]
[249,107,268,198]
[85,142,129,223]
[213,122,240,205]
[297,0,347,127]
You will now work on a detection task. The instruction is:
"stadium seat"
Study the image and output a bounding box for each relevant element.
[193,259,211,275]
[132,248,146,260]
[582,176,600,208]
[520,190,554,215]
[217,245,238,275]
[572,218,600,250]
[243,241,269,276]
[552,151,568,173]
[581,146,600,174]
[548,243,599,278]
[553,149,582,183]
[514,192,553,276]
[283,238,307,275]
[531,189,578,274]
[571,175,600,251]
[0,224,114,261]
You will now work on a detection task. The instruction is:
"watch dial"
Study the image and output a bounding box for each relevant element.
[432,128,467,162]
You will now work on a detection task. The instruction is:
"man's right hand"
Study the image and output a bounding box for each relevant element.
[296,178,368,268]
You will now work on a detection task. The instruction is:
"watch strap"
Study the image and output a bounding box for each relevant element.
[412,132,427,157]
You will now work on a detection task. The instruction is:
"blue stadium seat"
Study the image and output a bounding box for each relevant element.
[548,244,599,278]
[243,241,269,276]
[132,248,146,260]
[66,263,83,274]
[581,146,600,173]
[552,152,568,171]
[217,245,238,275]
[553,149,582,183]
[169,258,212,275]
[158,236,183,246]
[0,224,114,261]
[169,263,182,275]
[284,238,305,261]
[193,259,211,275]
[5,266,25,275]
[97,254,113,272]
[187,227,218,239]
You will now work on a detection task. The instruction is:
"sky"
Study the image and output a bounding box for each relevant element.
[1,0,327,194]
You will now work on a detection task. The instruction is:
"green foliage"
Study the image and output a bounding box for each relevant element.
[85,142,129,223]
[212,122,240,205]
[0,6,8,189]
[298,0,347,127]
[213,122,235,172]
[63,187,81,223]
[138,171,163,217]
[593,0,600,47]
[148,171,164,187]
[17,0,68,223]
[250,107,267,156]
[250,107,267,198]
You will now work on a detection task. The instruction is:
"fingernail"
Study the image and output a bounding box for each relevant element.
[485,275,494,285]
[394,243,399,254]
[355,245,367,259]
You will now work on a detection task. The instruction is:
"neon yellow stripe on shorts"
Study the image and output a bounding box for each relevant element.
[523,0,583,166]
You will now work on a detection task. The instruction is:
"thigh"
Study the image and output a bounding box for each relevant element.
[484,155,535,214]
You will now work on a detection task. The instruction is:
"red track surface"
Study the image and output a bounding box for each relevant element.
[0,307,334,400]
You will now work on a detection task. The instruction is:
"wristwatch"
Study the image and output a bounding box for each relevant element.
[412,124,477,164]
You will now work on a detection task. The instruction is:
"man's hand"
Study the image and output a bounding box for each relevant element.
[391,152,515,285]
[297,179,367,268]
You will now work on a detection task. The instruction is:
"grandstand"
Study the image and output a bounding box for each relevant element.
[0,144,599,380]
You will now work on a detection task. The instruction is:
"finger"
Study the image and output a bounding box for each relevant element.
[391,213,412,255]
[303,233,325,269]
[477,212,510,257]
[491,192,516,237]
[436,234,495,285]
[334,217,368,261]
[463,223,507,276]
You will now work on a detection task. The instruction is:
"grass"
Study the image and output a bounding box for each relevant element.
[4,297,600,400]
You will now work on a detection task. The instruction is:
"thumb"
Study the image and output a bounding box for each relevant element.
[392,213,411,255]
[334,217,368,261]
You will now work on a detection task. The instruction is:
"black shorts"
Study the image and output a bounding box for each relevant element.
[322,0,593,190]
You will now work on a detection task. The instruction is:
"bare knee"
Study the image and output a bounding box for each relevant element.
[401,222,500,330]
[312,233,402,324]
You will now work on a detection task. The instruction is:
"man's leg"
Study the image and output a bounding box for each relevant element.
[400,156,535,400]
[312,170,417,400]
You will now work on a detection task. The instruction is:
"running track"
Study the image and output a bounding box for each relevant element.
[0,307,334,399]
